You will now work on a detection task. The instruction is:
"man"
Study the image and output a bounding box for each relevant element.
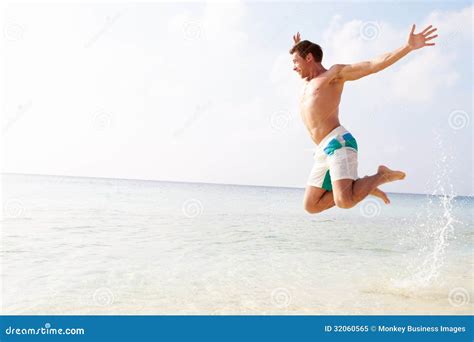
[291,24,438,214]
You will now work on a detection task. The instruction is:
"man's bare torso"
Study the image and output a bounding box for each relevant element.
[300,67,344,145]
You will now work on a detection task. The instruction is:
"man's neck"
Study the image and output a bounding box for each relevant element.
[306,64,327,81]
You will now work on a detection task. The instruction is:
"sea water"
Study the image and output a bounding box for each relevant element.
[1,174,472,314]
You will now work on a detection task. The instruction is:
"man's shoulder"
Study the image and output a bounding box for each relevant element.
[329,64,345,70]
[325,64,346,83]
[327,64,345,76]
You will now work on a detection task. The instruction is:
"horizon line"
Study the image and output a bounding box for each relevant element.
[2,172,472,198]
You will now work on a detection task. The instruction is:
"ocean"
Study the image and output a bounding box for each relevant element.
[1,173,472,314]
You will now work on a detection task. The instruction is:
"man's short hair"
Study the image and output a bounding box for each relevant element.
[289,40,323,63]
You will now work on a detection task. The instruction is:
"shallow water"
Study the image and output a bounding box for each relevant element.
[1,174,472,314]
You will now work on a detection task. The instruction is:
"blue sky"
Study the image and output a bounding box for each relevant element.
[2,1,472,196]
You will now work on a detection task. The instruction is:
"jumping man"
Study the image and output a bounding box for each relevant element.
[290,24,438,214]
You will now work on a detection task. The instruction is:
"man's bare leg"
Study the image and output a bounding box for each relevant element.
[303,186,335,214]
[371,187,390,204]
[332,165,405,209]
[313,190,336,211]
[304,182,390,214]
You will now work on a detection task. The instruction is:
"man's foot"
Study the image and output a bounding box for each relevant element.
[377,165,406,185]
[370,187,390,204]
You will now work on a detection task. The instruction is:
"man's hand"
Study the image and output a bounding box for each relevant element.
[407,24,438,50]
[292,32,301,45]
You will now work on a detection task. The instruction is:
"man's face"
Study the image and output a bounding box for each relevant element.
[292,52,308,78]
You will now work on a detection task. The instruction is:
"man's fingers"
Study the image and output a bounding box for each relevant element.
[425,34,438,41]
[410,24,416,35]
[293,32,301,44]
[424,27,437,36]
[425,43,435,46]
[421,24,432,34]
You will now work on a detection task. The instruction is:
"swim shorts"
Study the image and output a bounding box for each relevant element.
[307,125,358,191]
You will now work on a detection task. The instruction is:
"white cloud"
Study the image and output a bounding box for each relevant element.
[389,49,459,103]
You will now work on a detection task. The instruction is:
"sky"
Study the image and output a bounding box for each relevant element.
[1,1,472,196]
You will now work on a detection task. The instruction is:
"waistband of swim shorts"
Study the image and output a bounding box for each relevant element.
[317,125,348,149]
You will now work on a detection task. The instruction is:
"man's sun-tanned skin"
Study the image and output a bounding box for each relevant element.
[291,24,438,214]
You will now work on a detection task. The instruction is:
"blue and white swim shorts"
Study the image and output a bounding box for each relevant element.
[307,125,359,191]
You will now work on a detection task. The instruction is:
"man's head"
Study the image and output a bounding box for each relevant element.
[289,40,323,78]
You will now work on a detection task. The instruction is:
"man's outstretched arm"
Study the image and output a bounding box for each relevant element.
[332,24,438,82]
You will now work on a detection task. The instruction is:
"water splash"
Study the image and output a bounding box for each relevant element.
[394,132,458,289]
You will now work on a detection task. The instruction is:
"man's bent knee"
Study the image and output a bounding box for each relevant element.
[304,202,323,214]
[334,197,355,209]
